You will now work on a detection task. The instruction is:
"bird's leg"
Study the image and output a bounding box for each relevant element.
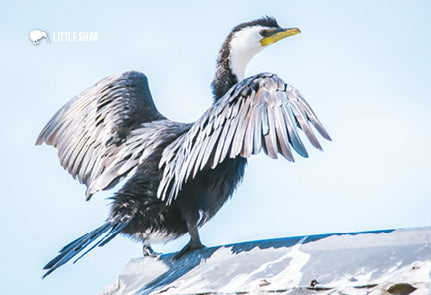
[173,223,205,260]
[142,244,160,258]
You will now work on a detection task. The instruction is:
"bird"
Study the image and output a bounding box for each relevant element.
[36,16,331,278]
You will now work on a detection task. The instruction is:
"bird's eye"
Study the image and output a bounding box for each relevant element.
[259,30,269,37]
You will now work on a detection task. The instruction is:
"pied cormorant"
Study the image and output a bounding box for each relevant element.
[37,16,331,278]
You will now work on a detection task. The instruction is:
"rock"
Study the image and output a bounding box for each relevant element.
[100,227,431,295]
[387,283,417,294]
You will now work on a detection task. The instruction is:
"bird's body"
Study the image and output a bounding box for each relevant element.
[37,17,331,278]
[109,118,247,244]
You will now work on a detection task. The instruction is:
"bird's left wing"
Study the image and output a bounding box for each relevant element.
[158,73,331,204]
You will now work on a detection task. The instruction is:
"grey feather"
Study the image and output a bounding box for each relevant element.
[36,71,167,200]
[158,73,331,202]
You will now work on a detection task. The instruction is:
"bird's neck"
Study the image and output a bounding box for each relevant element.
[211,62,238,102]
[212,39,250,102]
[212,32,263,102]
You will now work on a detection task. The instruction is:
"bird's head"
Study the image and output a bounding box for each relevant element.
[213,17,300,100]
[225,16,300,81]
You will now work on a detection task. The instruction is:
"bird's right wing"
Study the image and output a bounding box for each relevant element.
[36,71,167,200]
[158,73,331,204]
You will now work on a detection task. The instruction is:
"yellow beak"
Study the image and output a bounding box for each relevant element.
[260,28,301,46]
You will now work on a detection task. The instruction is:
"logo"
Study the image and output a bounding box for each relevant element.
[52,31,99,42]
[29,29,49,46]
[29,29,99,46]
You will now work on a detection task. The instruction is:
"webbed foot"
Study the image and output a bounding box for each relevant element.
[143,245,160,258]
[173,239,205,260]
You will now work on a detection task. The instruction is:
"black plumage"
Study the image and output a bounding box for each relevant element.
[37,17,331,278]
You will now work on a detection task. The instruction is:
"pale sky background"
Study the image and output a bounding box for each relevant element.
[1,1,430,294]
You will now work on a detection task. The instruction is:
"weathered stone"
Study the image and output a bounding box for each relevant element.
[100,227,431,295]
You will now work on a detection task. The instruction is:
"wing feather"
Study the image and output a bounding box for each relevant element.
[159,73,331,204]
[201,126,222,170]
[241,102,258,158]
[211,118,232,169]
[282,104,309,157]
[231,96,252,157]
[252,105,263,154]
[273,105,294,161]
[261,103,270,135]
[36,71,168,200]
[288,100,321,150]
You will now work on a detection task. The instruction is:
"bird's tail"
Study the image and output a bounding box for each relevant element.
[42,220,130,278]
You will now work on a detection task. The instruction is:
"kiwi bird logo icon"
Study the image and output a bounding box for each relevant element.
[29,29,49,45]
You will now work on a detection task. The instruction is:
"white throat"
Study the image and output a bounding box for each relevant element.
[229,26,265,81]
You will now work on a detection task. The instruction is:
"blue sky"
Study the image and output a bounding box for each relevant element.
[1,1,431,294]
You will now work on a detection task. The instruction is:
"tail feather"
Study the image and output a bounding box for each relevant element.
[73,222,131,264]
[42,220,130,279]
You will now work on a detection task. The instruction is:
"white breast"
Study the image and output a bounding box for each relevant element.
[131,231,179,244]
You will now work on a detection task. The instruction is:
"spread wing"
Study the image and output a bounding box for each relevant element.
[36,70,167,200]
[158,73,331,204]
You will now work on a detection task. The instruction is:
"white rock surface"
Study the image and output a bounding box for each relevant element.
[100,227,431,295]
